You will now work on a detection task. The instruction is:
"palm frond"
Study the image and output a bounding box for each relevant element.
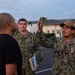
[28,21,32,26]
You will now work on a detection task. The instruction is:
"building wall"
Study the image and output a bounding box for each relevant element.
[27,25,30,32]
[27,23,75,37]
[27,22,75,37]
[27,24,37,33]
[27,24,62,37]
[43,24,61,37]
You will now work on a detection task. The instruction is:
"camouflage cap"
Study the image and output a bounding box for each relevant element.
[60,20,75,28]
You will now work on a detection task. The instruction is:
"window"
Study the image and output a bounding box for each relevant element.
[52,30,55,33]
[47,30,50,33]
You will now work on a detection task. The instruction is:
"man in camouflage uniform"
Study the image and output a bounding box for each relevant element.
[36,19,75,75]
[14,18,42,75]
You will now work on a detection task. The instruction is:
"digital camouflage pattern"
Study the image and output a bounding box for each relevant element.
[14,30,42,75]
[36,31,75,75]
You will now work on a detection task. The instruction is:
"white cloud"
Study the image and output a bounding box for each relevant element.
[51,8,75,19]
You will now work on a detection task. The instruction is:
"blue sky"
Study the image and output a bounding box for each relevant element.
[0,0,75,21]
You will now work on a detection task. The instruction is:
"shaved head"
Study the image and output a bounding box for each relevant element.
[0,13,18,34]
[0,13,14,28]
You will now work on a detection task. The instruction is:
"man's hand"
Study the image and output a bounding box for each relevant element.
[37,18,43,32]
[36,64,40,69]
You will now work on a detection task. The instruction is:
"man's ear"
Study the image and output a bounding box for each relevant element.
[7,21,12,27]
[72,30,75,34]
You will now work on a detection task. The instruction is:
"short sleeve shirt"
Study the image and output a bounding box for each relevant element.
[0,34,22,75]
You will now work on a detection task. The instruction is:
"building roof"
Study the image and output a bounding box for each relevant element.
[28,19,75,25]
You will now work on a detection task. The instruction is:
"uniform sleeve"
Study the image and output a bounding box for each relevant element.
[34,47,43,64]
[36,31,55,48]
[5,40,22,64]
[33,34,43,64]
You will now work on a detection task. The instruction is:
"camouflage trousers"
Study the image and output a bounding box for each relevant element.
[22,68,35,75]
[52,69,75,75]
[53,72,75,75]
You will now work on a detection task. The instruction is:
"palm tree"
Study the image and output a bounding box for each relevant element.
[28,21,32,26]
[40,17,47,22]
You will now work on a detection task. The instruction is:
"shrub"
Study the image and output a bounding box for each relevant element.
[43,33,55,38]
